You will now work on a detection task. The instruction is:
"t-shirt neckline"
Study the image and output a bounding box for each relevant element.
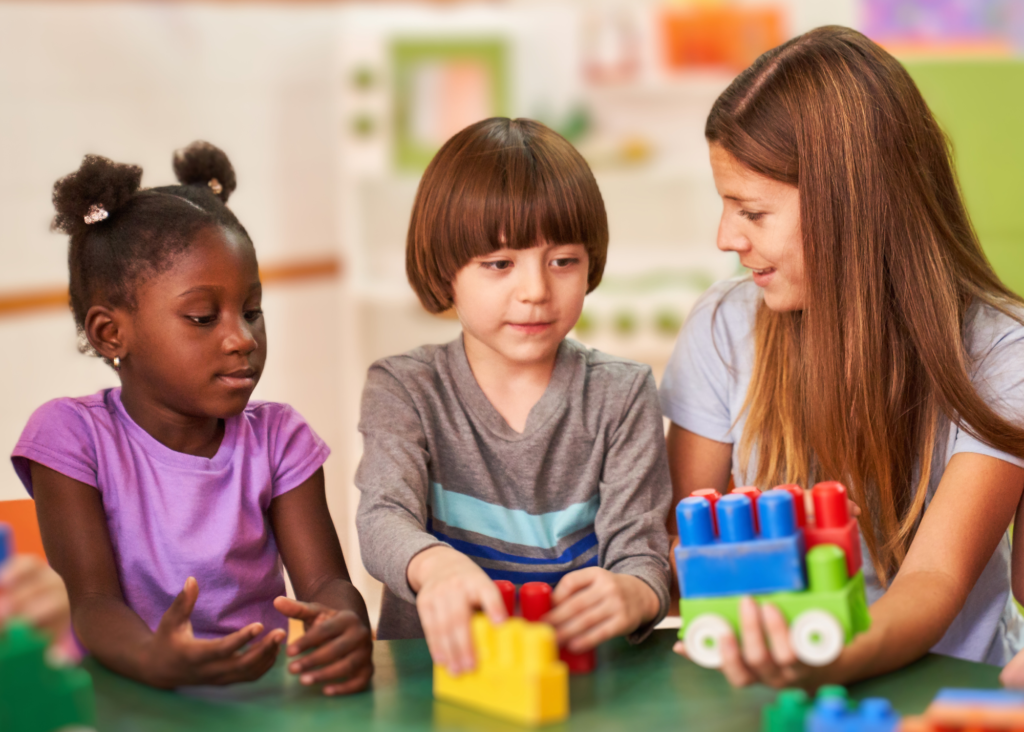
[447,335,576,442]
[110,387,237,470]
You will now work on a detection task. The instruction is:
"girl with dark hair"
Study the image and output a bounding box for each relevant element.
[11,143,373,693]
[661,26,1024,687]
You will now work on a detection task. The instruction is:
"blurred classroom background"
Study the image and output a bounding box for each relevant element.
[1,0,1022,623]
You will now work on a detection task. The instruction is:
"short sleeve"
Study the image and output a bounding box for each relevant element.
[950,308,1024,469]
[659,281,748,443]
[264,404,331,497]
[10,399,99,496]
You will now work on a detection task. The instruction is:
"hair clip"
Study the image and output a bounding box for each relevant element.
[84,204,109,225]
[208,178,223,195]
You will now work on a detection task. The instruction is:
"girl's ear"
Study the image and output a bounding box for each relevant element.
[84,304,127,362]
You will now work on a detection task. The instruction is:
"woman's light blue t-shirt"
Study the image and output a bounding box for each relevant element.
[659,277,1024,665]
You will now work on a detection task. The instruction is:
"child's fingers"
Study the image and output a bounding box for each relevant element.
[550,568,595,606]
[288,620,369,674]
[205,630,283,684]
[273,596,323,624]
[719,632,757,687]
[1001,651,1024,688]
[564,615,618,653]
[323,664,373,696]
[161,577,200,630]
[550,597,609,645]
[478,582,509,625]
[672,640,688,657]
[8,592,70,635]
[737,597,784,687]
[187,623,266,664]
[0,555,48,587]
[760,603,797,668]
[296,642,372,686]
[445,609,476,675]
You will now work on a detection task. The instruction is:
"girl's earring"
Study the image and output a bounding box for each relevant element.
[113,356,121,370]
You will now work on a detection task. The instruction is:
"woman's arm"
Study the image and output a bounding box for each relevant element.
[270,467,373,695]
[1012,491,1024,606]
[713,452,1024,688]
[32,461,281,687]
[665,424,733,533]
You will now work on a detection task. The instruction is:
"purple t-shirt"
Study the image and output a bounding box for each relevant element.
[10,388,329,639]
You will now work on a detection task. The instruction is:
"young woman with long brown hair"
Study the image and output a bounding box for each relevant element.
[660,25,1024,687]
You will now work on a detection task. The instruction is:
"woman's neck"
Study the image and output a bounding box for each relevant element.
[119,385,225,458]
[462,334,558,434]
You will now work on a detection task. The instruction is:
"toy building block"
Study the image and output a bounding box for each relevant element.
[691,488,722,533]
[807,694,900,732]
[434,613,568,726]
[802,482,863,577]
[0,620,95,732]
[773,484,807,527]
[923,688,1024,729]
[520,582,596,674]
[733,486,762,532]
[763,688,812,732]
[675,491,806,599]
[495,579,516,616]
[0,521,11,564]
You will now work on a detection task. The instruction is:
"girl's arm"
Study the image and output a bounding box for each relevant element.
[665,423,733,532]
[31,462,283,688]
[269,467,373,695]
[714,452,1024,688]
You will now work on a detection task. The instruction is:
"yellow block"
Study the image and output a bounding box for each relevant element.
[434,614,569,726]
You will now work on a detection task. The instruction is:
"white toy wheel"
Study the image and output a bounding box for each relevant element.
[683,614,732,669]
[790,610,844,667]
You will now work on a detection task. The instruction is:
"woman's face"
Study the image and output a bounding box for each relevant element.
[709,144,805,312]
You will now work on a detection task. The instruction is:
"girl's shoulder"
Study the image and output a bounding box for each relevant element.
[21,389,117,439]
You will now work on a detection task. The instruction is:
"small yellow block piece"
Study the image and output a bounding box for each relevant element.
[433,614,569,726]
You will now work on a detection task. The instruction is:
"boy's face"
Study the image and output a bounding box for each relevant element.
[451,241,589,369]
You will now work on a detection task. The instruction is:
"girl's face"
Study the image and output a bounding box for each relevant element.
[451,242,589,369]
[709,144,805,312]
[118,226,266,419]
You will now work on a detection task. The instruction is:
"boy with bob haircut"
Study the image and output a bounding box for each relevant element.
[356,117,671,674]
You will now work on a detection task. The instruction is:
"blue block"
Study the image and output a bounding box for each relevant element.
[677,497,715,547]
[675,530,806,598]
[807,697,899,732]
[0,522,11,564]
[718,494,755,542]
[933,688,1024,707]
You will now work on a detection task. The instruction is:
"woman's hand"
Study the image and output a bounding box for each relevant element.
[1001,647,1024,688]
[674,596,820,689]
[274,596,372,695]
[143,577,284,689]
[546,568,659,652]
[409,547,508,676]
[0,555,71,640]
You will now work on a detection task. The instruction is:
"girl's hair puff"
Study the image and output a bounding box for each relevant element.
[51,141,252,358]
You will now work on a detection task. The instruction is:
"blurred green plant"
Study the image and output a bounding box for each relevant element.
[574,310,596,336]
[612,310,638,336]
[654,308,683,336]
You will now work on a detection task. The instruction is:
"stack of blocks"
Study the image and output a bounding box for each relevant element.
[433,614,569,726]
[498,580,597,674]
[0,522,96,732]
[764,686,899,732]
[676,482,871,669]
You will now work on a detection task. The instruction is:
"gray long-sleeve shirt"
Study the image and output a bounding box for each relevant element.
[355,336,672,641]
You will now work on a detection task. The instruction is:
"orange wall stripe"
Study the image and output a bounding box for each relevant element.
[0,256,343,318]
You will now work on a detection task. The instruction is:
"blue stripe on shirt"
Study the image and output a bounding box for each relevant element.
[481,556,600,585]
[429,482,599,550]
[431,527,598,566]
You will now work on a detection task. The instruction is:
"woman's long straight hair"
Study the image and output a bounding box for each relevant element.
[706,26,1024,585]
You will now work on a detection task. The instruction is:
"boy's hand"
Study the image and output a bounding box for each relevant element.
[274,596,373,695]
[673,596,819,689]
[0,555,71,640]
[409,547,508,676]
[546,567,659,652]
[144,577,284,689]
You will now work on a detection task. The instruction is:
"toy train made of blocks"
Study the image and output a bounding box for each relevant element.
[676,482,871,669]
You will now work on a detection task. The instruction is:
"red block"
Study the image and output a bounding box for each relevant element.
[495,579,516,617]
[803,481,862,577]
[518,581,597,674]
[732,486,762,533]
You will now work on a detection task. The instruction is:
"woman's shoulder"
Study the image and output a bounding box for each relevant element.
[965,299,1024,358]
[689,276,761,325]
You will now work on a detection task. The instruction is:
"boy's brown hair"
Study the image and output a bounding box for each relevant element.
[406,117,609,314]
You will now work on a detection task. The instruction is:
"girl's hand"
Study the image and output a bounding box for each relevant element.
[1001,647,1024,688]
[546,568,660,652]
[673,596,818,689]
[274,596,373,695]
[410,548,508,676]
[0,555,71,640]
[144,577,285,688]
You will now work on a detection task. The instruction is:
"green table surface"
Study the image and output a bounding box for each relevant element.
[85,629,1000,731]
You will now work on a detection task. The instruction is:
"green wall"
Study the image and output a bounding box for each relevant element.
[904,60,1024,296]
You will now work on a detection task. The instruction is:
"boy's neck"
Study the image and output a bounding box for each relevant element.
[462,333,559,434]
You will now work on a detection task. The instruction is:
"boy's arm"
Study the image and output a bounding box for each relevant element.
[594,369,674,640]
[31,462,279,688]
[269,467,373,695]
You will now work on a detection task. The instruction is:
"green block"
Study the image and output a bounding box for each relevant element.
[0,620,95,732]
[762,688,810,732]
